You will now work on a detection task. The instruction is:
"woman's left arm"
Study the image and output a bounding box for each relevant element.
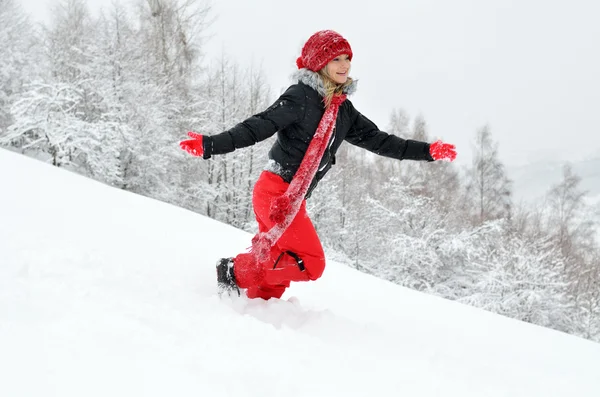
[345,104,434,161]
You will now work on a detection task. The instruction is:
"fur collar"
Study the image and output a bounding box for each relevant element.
[292,68,358,97]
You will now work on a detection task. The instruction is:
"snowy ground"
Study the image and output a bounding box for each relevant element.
[2,147,600,397]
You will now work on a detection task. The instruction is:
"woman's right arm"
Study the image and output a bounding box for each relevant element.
[202,84,306,159]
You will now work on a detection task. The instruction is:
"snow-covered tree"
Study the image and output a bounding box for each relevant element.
[543,164,600,340]
[387,108,411,139]
[410,115,461,214]
[435,220,572,331]
[197,56,273,228]
[136,0,210,97]
[464,125,512,224]
[3,1,128,186]
[545,164,595,267]
[309,162,355,269]
[126,0,212,203]
[0,0,41,136]
[571,246,600,341]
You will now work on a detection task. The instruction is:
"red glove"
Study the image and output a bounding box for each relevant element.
[180,132,204,157]
[429,140,457,162]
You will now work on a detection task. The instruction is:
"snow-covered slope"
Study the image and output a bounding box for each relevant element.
[1,148,600,397]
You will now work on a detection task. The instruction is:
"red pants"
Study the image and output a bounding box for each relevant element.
[234,171,326,300]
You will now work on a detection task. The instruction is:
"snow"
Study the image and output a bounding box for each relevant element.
[1,147,600,397]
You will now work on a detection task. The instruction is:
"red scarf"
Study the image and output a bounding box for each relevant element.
[251,93,347,263]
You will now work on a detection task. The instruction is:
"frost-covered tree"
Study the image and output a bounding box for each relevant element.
[571,246,600,341]
[409,115,461,214]
[44,0,96,83]
[543,164,600,340]
[136,0,210,96]
[313,153,453,289]
[238,65,272,226]
[127,0,212,202]
[545,164,595,267]
[3,0,128,186]
[387,108,411,139]
[368,181,448,290]
[309,142,365,265]
[0,0,41,136]
[465,125,512,224]
[187,55,273,228]
[435,221,572,331]
[203,57,248,223]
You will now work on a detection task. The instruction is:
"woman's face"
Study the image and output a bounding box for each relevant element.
[325,54,351,84]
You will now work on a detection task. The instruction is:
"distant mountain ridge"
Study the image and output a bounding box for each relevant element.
[508,156,600,242]
[508,156,600,203]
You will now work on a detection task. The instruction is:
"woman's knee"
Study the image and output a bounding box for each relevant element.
[306,254,326,280]
[246,282,289,300]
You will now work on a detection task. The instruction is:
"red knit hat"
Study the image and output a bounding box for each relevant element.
[296,30,353,72]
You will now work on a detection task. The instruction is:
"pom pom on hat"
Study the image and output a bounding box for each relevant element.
[296,30,353,72]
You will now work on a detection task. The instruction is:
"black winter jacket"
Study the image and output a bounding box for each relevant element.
[202,69,433,197]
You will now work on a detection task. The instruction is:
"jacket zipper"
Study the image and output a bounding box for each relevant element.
[318,127,336,172]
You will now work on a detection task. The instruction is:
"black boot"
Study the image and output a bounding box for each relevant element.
[216,258,240,296]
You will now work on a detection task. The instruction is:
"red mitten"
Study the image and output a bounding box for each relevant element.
[429,140,457,162]
[180,132,204,157]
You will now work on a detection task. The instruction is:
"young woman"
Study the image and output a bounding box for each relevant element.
[180,30,456,300]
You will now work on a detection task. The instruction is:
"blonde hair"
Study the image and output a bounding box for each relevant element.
[318,68,354,108]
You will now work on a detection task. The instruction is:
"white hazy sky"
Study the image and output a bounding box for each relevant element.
[21,0,600,166]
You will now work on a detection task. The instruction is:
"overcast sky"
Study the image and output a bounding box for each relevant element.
[20,0,600,167]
